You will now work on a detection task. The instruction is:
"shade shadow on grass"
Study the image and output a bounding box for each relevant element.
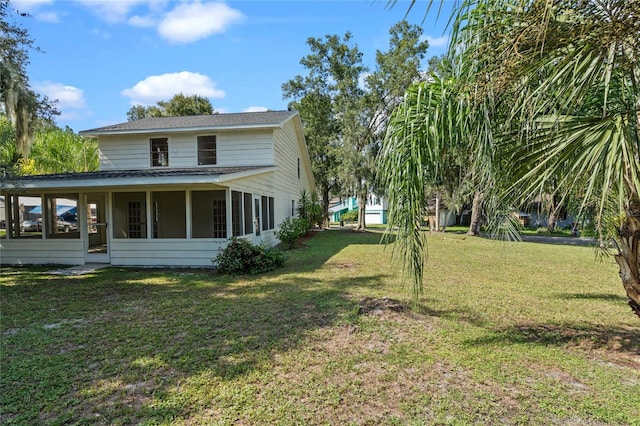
[463,322,640,358]
[554,292,628,303]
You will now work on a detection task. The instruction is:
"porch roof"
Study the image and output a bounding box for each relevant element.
[1,166,275,191]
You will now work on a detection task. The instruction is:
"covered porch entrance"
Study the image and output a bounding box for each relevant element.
[85,193,109,264]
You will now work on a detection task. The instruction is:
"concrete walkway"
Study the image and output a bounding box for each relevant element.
[520,235,596,247]
[47,263,109,276]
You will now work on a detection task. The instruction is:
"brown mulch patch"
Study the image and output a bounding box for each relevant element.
[357,297,408,315]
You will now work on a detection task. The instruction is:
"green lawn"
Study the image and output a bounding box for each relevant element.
[1,230,638,425]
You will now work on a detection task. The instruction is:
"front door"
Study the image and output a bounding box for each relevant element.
[85,193,110,263]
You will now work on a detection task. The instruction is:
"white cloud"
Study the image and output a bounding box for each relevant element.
[34,82,86,109]
[75,0,165,24]
[425,35,450,49]
[158,2,244,43]
[12,0,60,23]
[33,82,89,122]
[128,14,156,28]
[243,106,268,113]
[12,0,54,12]
[35,11,60,23]
[121,71,225,105]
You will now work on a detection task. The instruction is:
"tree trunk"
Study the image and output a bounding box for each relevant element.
[356,193,367,231]
[547,214,557,232]
[321,185,330,229]
[467,191,483,236]
[547,205,559,233]
[615,197,640,318]
[434,192,440,232]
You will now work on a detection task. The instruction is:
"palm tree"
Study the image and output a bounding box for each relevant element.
[23,126,99,174]
[381,0,640,316]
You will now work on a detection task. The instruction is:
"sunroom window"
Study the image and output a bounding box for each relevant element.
[113,192,147,239]
[191,190,227,238]
[152,191,186,238]
[44,194,79,238]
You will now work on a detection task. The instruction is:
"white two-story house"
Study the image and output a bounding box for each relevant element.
[0,110,315,267]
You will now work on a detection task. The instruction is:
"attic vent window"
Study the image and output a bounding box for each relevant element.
[150,138,169,167]
[197,135,217,165]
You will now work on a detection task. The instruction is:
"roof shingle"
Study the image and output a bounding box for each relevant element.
[13,166,270,181]
[80,110,297,135]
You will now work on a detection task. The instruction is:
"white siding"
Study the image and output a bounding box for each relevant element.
[98,130,274,170]
[0,239,84,265]
[272,119,314,230]
[217,130,273,166]
[169,134,196,168]
[99,135,149,170]
[109,240,226,267]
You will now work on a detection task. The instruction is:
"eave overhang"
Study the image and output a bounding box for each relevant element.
[0,166,275,192]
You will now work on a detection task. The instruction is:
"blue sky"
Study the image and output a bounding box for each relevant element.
[13,0,453,132]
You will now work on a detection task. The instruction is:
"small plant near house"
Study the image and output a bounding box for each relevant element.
[213,237,285,274]
[297,189,322,230]
[275,217,308,249]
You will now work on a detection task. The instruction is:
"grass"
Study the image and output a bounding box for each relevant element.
[1,230,638,425]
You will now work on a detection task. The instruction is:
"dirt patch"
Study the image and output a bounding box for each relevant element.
[325,261,359,271]
[357,297,408,315]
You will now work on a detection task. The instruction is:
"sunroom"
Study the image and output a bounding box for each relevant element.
[0,167,279,267]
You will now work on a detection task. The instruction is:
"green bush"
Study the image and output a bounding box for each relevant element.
[274,217,308,249]
[297,189,322,229]
[340,210,358,223]
[213,237,286,274]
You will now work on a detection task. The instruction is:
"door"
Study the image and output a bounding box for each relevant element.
[85,193,110,263]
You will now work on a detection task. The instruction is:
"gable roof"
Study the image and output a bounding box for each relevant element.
[80,110,299,136]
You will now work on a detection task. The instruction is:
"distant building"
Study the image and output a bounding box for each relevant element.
[329,195,388,225]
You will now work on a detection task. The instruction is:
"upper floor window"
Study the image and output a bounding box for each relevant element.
[197,135,217,165]
[150,138,169,167]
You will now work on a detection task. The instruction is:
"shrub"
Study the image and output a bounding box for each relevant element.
[213,237,286,274]
[340,210,358,223]
[275,217,308,249]
[297,189,322,229]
